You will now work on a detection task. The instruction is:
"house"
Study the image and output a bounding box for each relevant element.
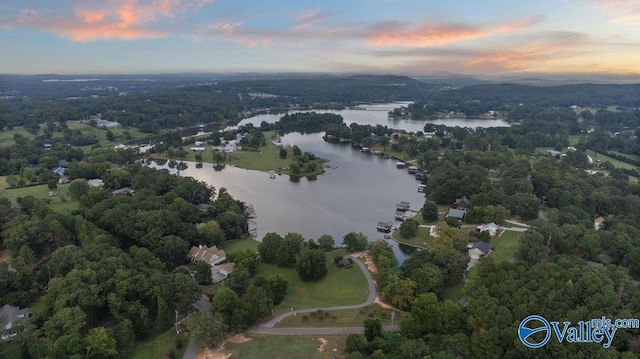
[58,176,69,185]
[112,187,134,196]
[58,159,69,167]
[546,149,562,157]
[188,245,227,266]
[52,167,66,176]
[88,179,104,188]
[194,141,204,146]
[446,208,467,220]
[211,262,235,283]
[467,241,491,270]
[594,216,604,230]
[476,222,499,237]
[0,304,30,339]
[44,143,52,150]
[452,196,470,210]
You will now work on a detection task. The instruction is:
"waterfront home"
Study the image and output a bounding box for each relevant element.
[188,245,227,266]
[452,196,470,210]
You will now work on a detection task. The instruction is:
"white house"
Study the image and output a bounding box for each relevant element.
[476,222,499,237]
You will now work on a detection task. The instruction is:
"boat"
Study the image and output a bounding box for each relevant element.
[407,166,418,174]
[360,147,371,153]
[418,184,426,193]
[396,201,410,211]
[376,221,393,233]
[396,162,406,169]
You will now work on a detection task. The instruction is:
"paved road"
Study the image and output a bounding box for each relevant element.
[183,338,198,359]
[248,325,396,335]
[248,254,378,331]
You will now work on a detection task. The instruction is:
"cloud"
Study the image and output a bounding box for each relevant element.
[9,0,215,41]
[294,10,328,30]
[591,0,640,23]
[366,16,544,48]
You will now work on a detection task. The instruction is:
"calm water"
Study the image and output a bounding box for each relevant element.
[164,104,510,262]
[233,102,510,133]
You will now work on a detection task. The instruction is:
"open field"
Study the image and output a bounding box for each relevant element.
[607,150,640,162]
[128,328,188,359]
[490,230,521,262]
[256,249,368,315]
[222,334,348,359]
[0,127,36,147]
[275,304,398,328]
[0,183,80,214]
[586,149,638,170]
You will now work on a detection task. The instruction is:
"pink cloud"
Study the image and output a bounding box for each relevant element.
[12,0,215,41]
[366,17,543,48]
[294,10,327,30]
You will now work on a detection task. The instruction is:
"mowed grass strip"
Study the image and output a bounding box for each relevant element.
[587,149,638,170]
[274,304,397,328]
[225,334,347,359]
[490,230,521,262]
[220,239,260,252]
[256,249,368,314]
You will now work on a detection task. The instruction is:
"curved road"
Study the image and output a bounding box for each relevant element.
[247,254,379,333]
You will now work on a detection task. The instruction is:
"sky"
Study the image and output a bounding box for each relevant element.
[1,0,640,76]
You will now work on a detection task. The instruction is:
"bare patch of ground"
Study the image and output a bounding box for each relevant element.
[353,251,377,275]
[0,250,11,263]
[198,334,251,359]
[317,337,328,352]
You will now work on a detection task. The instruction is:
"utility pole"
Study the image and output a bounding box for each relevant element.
[390,311,395,329]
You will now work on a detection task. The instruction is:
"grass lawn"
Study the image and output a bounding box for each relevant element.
[587,149,638,170]
[275,304,398,328]
[391,226,432,249]
[128,328,189,359]
[607,150,640,162]
[568,135,585,146]
[490,230,521,262]
[220,239,259,253]
[0,183,80,213]
[29,298,47,317]
[225,334,347,359]
[256,249,368,315]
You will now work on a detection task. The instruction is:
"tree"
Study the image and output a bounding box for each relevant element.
[194,260,212,285]
[106,131,115,141]
[421,200,438,222]
[343,232,368,252]
[317,234,335,251]
[227,249,259,275]
[68,179,90,200]
[187,311,228,349]
[211,286,240,317]
[345,333,366,353]
[364,318,383,342]
[265,274,288,305]
[48,179,58,190]
[198,220,226,247]
[85,327,117,359]
[258,232,283,264]
[242,286,274,322]
[295,248,327,281]
[279,148,287,159]
[399,219,419,239]
[292,145,302,156]
[276,233,304,268]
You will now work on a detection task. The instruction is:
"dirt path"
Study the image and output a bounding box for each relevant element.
[0,250,11,263]
[197,334,251,359]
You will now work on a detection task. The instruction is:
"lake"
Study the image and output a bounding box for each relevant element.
[162,103,510,262]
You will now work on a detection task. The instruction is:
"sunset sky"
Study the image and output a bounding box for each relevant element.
[1,0,639,75]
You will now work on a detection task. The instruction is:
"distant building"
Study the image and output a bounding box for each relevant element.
[211,262,235,283]
[452,196,470,210]
[546,149,562,157]
[112,187,134,196]
[88,179,104,188]
[52,167,67,176]
[594,216,605,230]
[190,147,205,151]
[467,241,491,270]
[0,304,30,340]
[446,208,467,220]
